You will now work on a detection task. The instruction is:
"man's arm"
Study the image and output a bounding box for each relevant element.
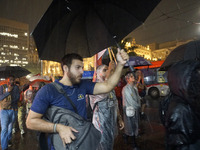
[93,49,129,94]
[93,49,129,95]
[26,110,78,145]
[93,63,124,94]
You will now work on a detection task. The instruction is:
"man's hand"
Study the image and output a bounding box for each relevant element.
[118,118,124,130]
[57,124,78,147]
[116,49,129,65]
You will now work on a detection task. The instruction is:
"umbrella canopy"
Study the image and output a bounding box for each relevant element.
[29,75,50,82]
[124,56,152,67]
[0,79,9,86]
[32,0,161,62]
[0,66,31,78]
[29,79,51,88]
[160,40,200,71]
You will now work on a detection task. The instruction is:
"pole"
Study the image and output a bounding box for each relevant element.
[40,60,43,75]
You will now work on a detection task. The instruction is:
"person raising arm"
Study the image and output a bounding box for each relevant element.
[26,49,129,149]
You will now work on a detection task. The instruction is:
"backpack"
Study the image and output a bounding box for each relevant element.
[159,92,173,126]
[43,82,101,150]
[0,84,12,110]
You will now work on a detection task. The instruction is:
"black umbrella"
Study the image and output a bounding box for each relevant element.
[0,66,31,78]
[160,40,200,71]
[124,56,152,67]
[32,0,161,62]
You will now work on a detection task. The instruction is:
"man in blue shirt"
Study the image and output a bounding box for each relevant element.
[26,49,129,148]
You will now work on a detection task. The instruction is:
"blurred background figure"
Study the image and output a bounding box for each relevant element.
[0,76,20,150]
[114,75,126,115]
[24,85,34,116]
[12,81,26,135]
[135,70,147,118]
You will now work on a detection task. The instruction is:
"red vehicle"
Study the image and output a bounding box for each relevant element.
[135,61,169,99]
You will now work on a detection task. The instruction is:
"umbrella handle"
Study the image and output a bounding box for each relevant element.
[115,42,135,72]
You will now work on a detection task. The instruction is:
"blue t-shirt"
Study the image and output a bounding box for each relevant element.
[31,79,96,119]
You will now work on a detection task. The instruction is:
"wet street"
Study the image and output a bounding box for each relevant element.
[0,96,166,150]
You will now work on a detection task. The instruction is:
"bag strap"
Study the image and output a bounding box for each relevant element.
[51,82,78,114]
[87,95,98,112]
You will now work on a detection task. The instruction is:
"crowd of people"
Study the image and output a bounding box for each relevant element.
[0,50,154,150]
[1,45,200,150]
[0,76,46,150]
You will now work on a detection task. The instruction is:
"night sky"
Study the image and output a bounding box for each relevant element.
[0,0,200,45]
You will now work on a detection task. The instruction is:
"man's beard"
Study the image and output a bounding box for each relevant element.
[67,71,82,85]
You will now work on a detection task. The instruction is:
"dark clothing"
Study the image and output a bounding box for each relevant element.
[0,84,19,150]
[31,79,95,119]
[165,60,200,150]
[0,84,20,110]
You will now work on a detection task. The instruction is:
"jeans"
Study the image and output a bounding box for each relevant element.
[1,110,15,150]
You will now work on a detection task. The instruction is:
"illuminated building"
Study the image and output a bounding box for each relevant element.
[27,36,41,74]
[0,18,29,67]
[42,56,95,77]
[150,40,192,61]
[125,38,192,61]
[42,60,63,77]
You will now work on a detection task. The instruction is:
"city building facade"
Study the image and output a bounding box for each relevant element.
[0,18,29,67]
[126,38,193,61]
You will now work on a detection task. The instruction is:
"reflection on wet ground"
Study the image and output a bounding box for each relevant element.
[0,96,165,150]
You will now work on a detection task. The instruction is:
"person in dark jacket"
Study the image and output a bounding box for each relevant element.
[164,60,200,150]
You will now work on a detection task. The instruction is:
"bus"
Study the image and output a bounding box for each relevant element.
[135,61,170,99]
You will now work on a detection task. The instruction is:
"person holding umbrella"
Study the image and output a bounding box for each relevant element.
[26,50,129,149]
[89,62,124,150]
[0,75,20,150]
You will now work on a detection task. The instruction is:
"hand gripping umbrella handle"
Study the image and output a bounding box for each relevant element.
[115,42,135,72]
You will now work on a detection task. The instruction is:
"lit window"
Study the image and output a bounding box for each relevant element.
[14,53,19,56]
[22,61,28,64]
[10,45,19,49]
[10,64,17,66]
[0,32,18,38]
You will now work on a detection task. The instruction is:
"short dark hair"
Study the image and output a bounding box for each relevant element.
[61,53,83,71]
[125,71,135,82]
[15,81,20,85]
